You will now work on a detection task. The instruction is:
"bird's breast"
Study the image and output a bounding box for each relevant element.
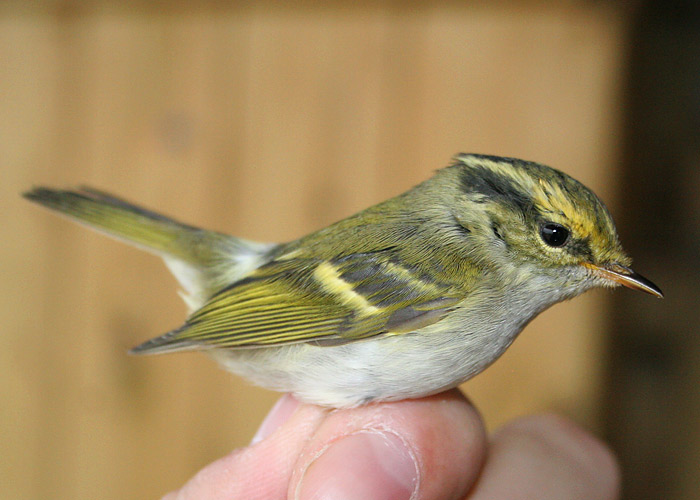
[211,284,544,407]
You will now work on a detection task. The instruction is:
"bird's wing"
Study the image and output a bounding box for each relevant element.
[131,248,463,353]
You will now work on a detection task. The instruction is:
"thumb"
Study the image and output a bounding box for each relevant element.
[290,390,485,500]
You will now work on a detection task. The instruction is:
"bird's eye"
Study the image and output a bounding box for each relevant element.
[540,223,570,247]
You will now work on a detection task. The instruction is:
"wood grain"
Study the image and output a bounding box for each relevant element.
[1,3,627,498]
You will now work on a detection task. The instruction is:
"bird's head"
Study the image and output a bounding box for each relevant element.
[447,153,662,298]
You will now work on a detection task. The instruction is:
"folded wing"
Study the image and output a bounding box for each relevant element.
[131,248,464,353]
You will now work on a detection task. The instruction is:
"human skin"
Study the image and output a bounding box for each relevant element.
[163,390,620,500]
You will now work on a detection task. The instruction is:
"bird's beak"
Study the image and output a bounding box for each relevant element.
[583,263,664,298]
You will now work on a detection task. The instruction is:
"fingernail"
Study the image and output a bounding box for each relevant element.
[251,394,300,444]
[296,430,418,500]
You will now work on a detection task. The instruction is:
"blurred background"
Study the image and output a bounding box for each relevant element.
[1,1,696,499]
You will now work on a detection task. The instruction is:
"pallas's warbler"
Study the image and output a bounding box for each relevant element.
[25,154,662,407]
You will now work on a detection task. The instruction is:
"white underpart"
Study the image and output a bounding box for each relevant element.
[210,265,595,407]
[163,257,205,312]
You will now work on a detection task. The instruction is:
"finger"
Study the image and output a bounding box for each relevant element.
[467,414,620,500]
[291,389,487,500]
[251,393,303,444]
[163,395,328,500]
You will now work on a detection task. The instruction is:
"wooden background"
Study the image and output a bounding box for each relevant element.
[0,2,669,499]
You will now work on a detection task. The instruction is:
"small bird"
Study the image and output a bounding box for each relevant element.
[25,154,662,407]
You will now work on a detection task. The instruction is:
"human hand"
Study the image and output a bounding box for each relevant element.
[163,390,619,500]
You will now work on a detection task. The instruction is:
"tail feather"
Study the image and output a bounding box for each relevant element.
[24,186,275,317]
[24,187,202,261]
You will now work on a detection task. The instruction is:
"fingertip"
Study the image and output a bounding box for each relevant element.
[475,413,621,500]
[251,394,301,445]
[503,414,621,499]
[166,401,328,499]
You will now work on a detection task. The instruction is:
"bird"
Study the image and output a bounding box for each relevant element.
[24,153,663,407]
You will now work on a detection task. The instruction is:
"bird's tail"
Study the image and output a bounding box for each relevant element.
[24,187,273,310]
